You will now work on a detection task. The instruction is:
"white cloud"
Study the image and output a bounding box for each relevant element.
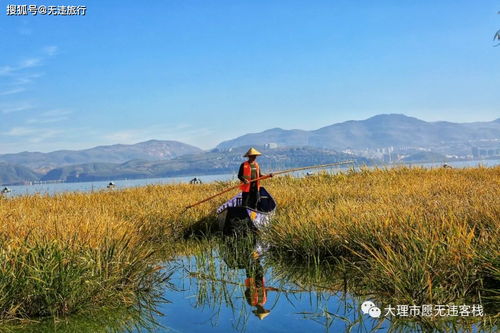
[0,47,54,79]
[101,124,214,146]
[0,103,33,114]
[19,58,42,69]
[0,47,59,115]
[0,87,26,96]
[3,126,64,143]
[26,117,69,124]
[12,73,44,86]
[0,123,218,154]
[0,59,42,77]
[4,126,41,136]
[42,46,58,56]
[25,109,73,124]
[40,109,72,117]
[0,66,15,76]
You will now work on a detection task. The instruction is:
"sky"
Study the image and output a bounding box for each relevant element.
[0,0,499,153]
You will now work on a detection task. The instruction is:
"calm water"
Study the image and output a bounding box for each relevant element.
[150,240,495,333]
[2,173,235,197]
[154,258,369,332]
[3,159,499,197]
[18,237,495,333]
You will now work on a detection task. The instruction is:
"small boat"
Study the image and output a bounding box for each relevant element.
[217,187,277,235]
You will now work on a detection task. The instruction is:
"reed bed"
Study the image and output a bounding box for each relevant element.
[263,166,500,309]
[0,166,498,323]
[0,184,210,322]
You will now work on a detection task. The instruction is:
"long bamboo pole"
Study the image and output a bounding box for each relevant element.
[184,160,354,210]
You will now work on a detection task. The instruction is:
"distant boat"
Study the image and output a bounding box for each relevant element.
[189,177,202,184]
[216,187,277,235]
[107,182,116,189]
[1,187,11,194]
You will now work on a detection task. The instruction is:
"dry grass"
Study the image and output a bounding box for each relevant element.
[263,166,500,306]
[0,166,498,321]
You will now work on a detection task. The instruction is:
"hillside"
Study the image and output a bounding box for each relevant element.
[216,114,500,150]
[0,162,40,185]
[41,147,368,182]
[0,140,203,173]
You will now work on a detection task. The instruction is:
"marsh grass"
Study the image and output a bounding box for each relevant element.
[263,166,499,309]
[178,236,499,332]
[0,166,498,325]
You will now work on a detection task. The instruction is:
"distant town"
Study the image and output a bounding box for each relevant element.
[341,138,500,163]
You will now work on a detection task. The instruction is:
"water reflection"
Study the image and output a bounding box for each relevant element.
[159,237,497,333]
[7,237,497,332]
[220,237,277,321]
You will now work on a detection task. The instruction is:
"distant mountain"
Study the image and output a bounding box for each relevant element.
[41,146,368,182]
[0,140,203,173]
[0,162,40,185]
[216,114,500,150]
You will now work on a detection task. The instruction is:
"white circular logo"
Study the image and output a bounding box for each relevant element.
[361,301,375,314]
[361,300,381,318]
[369,306,381,318]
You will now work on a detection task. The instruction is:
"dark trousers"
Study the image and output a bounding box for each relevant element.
[242,188,260,209]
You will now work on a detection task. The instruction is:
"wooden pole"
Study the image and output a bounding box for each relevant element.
[184,160,354,210]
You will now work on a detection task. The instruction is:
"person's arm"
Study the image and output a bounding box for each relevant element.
[238,164,248,183]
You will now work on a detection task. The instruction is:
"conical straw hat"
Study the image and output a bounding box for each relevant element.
[244,147,262,157]
[253,309,270,320]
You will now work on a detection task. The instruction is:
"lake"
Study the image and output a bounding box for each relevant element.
[19,237,495,332]
[3,159,499,197]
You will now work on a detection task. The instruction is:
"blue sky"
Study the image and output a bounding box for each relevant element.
[1,0,499,153]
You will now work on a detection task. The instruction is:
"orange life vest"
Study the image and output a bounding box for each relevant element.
[245,277,267,306]
[239,161,260,192]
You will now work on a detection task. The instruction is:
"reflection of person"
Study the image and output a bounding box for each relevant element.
[238,148,273,209]
[220,237,277,320]
[244,251,277,320]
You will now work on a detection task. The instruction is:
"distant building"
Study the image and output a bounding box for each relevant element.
[265,143,278,149]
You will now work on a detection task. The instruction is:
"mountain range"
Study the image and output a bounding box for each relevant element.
[0,140,202,173]
[0,162,40,186]
[39,146,367,183]
[216,114,500,150]
[1,114,499,185]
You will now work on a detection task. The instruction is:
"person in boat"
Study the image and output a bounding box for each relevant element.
[238,148,273,209]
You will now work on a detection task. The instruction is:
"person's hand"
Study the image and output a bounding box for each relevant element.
[243,179,250,184]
